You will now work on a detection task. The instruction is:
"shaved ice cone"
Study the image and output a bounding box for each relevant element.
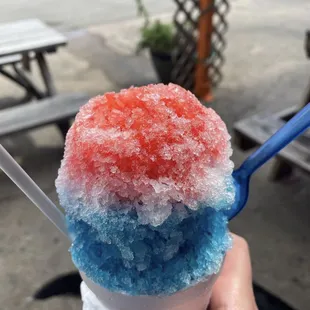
[56,84,235,309]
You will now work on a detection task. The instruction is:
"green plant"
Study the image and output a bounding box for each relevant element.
[135,0,175,54]
[138,21,175,54]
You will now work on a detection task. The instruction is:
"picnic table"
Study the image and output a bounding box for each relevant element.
[0,19,89,138]
[233,30,310,181]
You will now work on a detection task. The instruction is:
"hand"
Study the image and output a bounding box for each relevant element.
[208,234,258,310]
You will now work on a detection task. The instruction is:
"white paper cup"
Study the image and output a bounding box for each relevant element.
[80,271,220,310]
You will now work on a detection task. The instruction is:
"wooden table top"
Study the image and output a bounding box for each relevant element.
[0,19,67,58]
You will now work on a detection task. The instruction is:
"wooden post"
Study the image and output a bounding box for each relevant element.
[194,0,214,101]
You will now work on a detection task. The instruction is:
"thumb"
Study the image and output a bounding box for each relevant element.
[208,234,257,310]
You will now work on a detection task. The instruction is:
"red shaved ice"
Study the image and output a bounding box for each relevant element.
[56,83,234,226]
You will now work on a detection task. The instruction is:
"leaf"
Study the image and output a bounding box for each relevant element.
[138,20,175,53]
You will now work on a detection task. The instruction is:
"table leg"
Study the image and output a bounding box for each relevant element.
[303,79,310,107]
[22,53,31,72]
[0,67,29,89]
[36,52,56,96]
[0,66,42,99]
[13,65,44,99]
[269,158,293,181]
[36,52,70,138]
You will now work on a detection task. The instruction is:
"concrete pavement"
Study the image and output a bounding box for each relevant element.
[0,0,175,31]
[0,1,310,309]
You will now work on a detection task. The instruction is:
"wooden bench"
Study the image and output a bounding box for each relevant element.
[234,105,310,181]
[0,55,22,67]
[0,93,89,139]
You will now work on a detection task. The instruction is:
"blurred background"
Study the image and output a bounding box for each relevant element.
[0,0,309,309]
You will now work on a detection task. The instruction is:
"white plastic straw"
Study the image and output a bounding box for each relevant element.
[0,144,68,238]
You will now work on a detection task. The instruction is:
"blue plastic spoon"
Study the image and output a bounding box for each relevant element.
[227,103,310,220]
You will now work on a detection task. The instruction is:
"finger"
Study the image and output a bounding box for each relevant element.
[209,234,257,310]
